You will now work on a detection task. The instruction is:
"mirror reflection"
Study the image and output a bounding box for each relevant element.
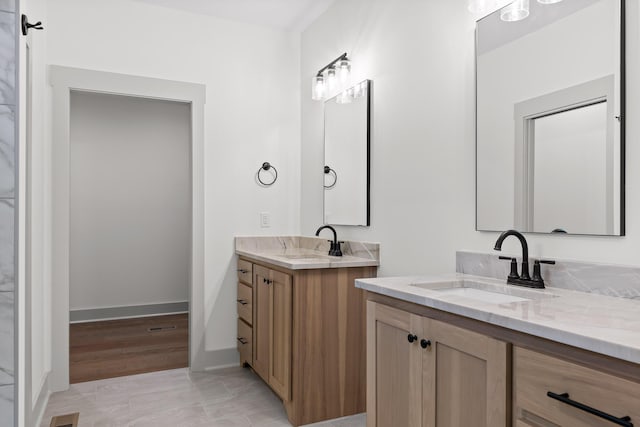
[476,0,624,235]
[323,80,371,226]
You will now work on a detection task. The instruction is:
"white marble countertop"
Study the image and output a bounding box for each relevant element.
[235,236,380,270]
[356,273,640,364]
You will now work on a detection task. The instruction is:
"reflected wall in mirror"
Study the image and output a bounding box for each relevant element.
[476,0,625,236]
[324,79,371,226]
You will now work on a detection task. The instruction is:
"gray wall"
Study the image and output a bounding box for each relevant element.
[0,0,16,426]
[69,92,190,312]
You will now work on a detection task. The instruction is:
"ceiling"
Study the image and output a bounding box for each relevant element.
[134,0,338,32]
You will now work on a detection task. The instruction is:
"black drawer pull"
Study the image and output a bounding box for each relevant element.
[237,337,248,345]
[237,299,248,305]
[237,269,249,274]
[547,391,633,427]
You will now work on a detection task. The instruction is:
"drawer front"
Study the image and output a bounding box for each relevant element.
[514,347,640,427]
[237,318,253,366]
[237,259,253,285]
[237,282,253,325]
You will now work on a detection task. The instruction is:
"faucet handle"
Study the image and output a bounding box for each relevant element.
[499,256,519,280]
[532,259,555,286]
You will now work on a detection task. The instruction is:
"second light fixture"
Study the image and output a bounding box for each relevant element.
[312,53,351,101]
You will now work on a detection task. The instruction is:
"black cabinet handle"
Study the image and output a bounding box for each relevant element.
[237,269,249,274]
[237,299,248,305]
[547,391,633,427]
[407,334,418,343]
[237,337,248,345]
[420,339,431,349]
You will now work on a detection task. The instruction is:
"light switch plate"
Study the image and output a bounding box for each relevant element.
[260,212,271,228]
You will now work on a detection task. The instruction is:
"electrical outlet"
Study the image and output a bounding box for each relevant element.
[260,212,271,228]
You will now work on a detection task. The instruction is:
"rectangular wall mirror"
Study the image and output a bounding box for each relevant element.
[324,79,371,226]
[476,0,625,236]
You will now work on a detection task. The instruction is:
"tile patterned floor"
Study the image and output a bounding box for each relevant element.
[41,367,366,427]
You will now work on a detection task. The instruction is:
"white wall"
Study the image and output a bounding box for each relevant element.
[46,0,301,368]
[302,0,478,275]
[301,0,640,273]
[69,92,190,310]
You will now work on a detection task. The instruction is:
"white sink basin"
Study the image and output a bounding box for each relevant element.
[410,279,558,304]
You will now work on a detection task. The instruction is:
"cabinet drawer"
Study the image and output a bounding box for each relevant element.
[237,318,253,366]
[514,347,640,427]
[237,282,253,325]
[237,259,252,285]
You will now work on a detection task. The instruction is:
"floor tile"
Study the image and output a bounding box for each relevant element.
[42,367,366,427]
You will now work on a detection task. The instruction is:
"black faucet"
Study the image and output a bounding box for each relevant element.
[494,230,530,280]
[494,230,555,289]
[315,225,343,257]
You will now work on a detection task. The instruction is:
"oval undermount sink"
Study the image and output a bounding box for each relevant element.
[410,279,558,304]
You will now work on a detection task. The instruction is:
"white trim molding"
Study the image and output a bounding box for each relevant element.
[49,65,206,392]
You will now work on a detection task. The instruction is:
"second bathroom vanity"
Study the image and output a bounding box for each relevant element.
[359,272,640,427]
[235,236,379,426]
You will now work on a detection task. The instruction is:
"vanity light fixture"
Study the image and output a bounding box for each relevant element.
[312,53,351,101]
[312,75,325,101]
[500,0,529,22]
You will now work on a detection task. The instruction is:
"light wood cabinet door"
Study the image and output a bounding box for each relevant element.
[268,268,292,401]
[366,301,423,427]
[366,302,508,427]
[253,265,271,382]
[422,318,509,427]
[253,264,292,401]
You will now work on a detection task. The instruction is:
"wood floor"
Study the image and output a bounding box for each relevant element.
[70,313,189,384]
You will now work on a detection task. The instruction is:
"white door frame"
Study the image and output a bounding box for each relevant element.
[49,66,206,392]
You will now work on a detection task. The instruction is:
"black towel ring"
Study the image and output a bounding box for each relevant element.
[324,166,337,189]
[257,162,278,186]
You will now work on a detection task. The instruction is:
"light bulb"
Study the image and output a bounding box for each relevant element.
[312,75,325,101]
[501,0,529,22]
[537,0,562,3]
[468,0,498,15]
[337,58,351,84]
[327,67,337,92]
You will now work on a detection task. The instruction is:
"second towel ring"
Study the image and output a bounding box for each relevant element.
[258,162,278,186]
[324,166,337,189]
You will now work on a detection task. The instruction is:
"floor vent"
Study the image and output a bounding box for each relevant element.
[49,412,79,427]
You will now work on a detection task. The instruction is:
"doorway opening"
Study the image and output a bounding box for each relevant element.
[50,66,206,392]
[68,92,191,383]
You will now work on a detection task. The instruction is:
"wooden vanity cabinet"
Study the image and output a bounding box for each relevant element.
[236,259,253,366]
[366,293,640,427]
[366,301,509,427]
[514,346,640,427]
[253,264,292,400]
[237,257,377,426]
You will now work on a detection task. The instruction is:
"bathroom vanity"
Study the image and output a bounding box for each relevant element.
[358,274,640,427]
[235,236,379,426]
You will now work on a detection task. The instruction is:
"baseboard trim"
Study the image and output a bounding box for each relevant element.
[193,347,239,371]
[70,302,189,323]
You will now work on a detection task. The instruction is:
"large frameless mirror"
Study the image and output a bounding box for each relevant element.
[323,79,371,226]
[476,0,625,236]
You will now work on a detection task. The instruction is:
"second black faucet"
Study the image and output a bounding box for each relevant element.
[494,229,555,289]
[315,225,343,257]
